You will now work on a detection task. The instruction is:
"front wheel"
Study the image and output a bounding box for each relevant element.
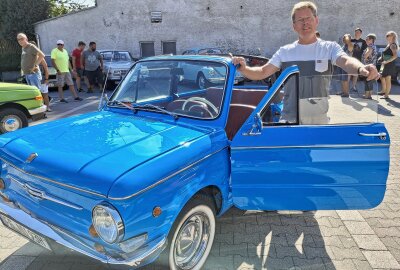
[167,196,216,270]
[0,108,29,134]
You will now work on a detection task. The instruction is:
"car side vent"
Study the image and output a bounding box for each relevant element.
[150,11,162,23]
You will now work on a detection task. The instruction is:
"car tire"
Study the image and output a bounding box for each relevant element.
[197,73,209,89]
[157,195,216,270]
[0,108,29,134]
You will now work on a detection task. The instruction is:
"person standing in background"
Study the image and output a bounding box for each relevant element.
[72,41,89,92]
[29,41,51,111]
[361,33,378,99]
[51,40,83,102]
[378,31,398,99]
[350,28,367,92]
[82,41,104,93]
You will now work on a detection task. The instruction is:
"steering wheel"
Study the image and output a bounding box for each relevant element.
[182,97,219,116]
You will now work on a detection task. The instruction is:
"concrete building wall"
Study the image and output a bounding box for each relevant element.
[34,0,400,57]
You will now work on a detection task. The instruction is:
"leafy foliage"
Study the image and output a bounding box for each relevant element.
[48,0,88,17]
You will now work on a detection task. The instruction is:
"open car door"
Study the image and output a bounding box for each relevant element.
[230,66,390,210]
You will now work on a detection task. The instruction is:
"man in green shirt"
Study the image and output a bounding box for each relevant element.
[51,40,82,102]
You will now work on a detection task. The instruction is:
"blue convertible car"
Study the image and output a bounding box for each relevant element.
[0,55,390,269]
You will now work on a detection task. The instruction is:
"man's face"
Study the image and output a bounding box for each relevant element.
[79,44,86,51]
[90,44,96,51]
[292,8,319,40]
[355,30,362,39]
[17,35,28,47]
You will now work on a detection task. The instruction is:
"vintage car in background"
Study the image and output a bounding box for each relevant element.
[376,44,400,85]
[0,55,390,269]
[99,50,138,89]
[182,47,245,86]
[0,83,46,134]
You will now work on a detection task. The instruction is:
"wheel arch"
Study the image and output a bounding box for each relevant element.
[0,103,31,118]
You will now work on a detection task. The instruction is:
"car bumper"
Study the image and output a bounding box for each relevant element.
[28,105,47,116]
[0,201,167,268]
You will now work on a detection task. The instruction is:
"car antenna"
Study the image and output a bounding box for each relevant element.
[99,12,124,111]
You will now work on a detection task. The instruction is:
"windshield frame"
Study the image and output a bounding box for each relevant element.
[108,58,230,121]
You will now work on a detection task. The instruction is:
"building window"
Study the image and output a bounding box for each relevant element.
[140,42,155,58]
[162,41,176,55]
[150,11,162,23]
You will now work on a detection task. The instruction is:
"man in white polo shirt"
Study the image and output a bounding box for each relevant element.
[51,40,82,102]
[233,1,380,124]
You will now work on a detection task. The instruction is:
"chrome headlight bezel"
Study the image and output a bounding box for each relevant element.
[92,203,124,244]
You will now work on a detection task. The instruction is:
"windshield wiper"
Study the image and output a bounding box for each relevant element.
[134,103,179,120]
[109,101,179,120]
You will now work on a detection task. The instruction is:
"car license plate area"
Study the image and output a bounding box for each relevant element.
[0,213,52,251]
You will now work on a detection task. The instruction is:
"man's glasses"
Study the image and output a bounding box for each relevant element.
[293,16,313,24]
[57,44,64,46]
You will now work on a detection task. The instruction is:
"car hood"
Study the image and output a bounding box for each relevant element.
[0,82,38,91]
[104,61,134,69]
[0,111,211,196]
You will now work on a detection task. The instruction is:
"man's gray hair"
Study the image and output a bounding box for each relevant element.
[291,1,318,22]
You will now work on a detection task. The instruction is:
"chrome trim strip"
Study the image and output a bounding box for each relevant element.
[8,176,83,210]
[0,157,106,199]
[108,147,228,200]
[231,143,390,150]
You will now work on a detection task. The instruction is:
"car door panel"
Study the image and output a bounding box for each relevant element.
[230,66,390,210]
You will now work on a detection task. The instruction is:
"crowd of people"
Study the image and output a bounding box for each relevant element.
[334,28,398,99]
[17,34,105,112]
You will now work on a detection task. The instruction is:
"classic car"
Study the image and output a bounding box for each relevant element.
[181,47,245,86]
[0,55,390,269]
[0,83,46,134]
[99,50,138,89]
[376,44,400,85]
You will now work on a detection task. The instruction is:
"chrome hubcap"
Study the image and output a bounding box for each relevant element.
[2,116,21,132]
[174,213,210,269]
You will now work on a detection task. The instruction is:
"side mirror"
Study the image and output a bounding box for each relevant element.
[242,113,262,136]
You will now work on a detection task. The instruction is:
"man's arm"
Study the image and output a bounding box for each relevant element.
[336,54,380,81]
[232,57,279,81]
[72,51,77,71]
[35,50,45,67]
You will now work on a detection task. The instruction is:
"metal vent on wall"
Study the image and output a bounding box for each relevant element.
[150,11,162,23]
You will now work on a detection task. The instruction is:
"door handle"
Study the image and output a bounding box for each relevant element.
[359,132,387,140]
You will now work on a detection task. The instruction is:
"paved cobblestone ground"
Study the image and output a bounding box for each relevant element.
[1,83,400,270]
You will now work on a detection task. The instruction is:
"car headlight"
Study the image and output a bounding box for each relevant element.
[112,70,122,75]
[92,203,124,244]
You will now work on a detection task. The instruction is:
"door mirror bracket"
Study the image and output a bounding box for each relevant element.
[242,113,262,136]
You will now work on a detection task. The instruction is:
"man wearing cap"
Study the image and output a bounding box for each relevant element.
[350,28,368,92]
[51,40,82,102]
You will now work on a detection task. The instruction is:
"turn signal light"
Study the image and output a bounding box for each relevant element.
[89,224,99,238]
[35,95,43,101]
[94,243,105,253]
[0,178,5,190]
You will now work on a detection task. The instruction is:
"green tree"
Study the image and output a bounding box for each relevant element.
[0,0,49,42]
[48,0,88,17]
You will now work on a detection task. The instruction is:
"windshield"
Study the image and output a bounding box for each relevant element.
[101,51,133,62]
[110,60,227,119]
